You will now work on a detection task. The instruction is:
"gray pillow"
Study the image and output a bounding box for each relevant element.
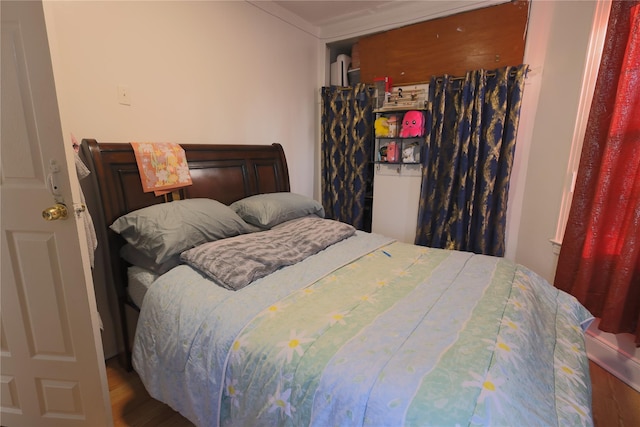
[120,244,181,275]
[110,198,251,264]
[230,192,325,229]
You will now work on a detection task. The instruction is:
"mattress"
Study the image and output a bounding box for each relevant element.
[127,266,159,308]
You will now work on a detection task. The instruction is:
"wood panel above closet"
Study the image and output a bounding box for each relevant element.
[359,0,529,85]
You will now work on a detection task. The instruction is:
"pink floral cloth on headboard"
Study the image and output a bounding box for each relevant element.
[131,142,192,196]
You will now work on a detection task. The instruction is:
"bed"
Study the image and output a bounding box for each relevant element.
[81,139,594,427]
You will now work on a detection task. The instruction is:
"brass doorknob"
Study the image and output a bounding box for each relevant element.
[42,203,68,221]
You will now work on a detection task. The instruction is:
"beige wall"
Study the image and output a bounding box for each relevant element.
[43,1,318,197]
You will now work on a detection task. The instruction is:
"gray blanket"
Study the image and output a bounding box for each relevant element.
[180,217,356,290]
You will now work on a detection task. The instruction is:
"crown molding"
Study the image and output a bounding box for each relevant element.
[249,1,510,43]
[320,0,508,42]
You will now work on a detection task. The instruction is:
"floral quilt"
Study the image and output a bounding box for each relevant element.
[133,233,593,427]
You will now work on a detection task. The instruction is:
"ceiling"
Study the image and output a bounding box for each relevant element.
[273,1,400,27]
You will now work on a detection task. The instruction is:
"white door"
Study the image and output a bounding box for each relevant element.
[1,1,112,426]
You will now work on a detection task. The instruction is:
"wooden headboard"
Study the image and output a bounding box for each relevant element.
[80,138,290,368]
[81,139,290,226]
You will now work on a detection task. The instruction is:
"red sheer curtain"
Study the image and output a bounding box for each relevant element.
[554,0,640,345]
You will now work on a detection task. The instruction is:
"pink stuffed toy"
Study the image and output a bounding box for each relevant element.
[399,111,425,137]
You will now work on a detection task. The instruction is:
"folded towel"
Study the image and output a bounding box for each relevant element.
[131,142,193,196]
[74,151,98,268]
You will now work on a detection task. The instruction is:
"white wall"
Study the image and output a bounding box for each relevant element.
[43,0,319,358]
[514,0,600,282]
[372,165,422,243]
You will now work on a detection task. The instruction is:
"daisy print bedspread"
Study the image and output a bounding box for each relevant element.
[133,233,593,427]
[217,243,593,427]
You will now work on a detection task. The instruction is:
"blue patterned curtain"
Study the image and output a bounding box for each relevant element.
[321,84,374,230]
[415,65,527,256]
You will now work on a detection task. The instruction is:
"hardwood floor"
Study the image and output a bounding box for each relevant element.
[107,358,194,426]
[590,361,640,427]
[107,358,640,426]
